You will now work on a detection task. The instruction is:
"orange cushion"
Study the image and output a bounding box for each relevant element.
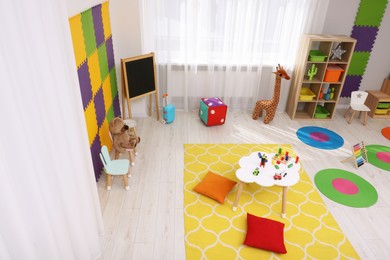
[193,171,237,203]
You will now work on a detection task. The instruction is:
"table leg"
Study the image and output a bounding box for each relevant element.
[232,182,245,211]
[281,186,288,218]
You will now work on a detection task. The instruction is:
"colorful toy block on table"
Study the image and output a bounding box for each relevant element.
[199,97,227,126]
[272,148,300,166]
[257,152,268,168]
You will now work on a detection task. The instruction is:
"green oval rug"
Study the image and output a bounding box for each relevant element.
[314,169,378,208]
[366,144,390,171]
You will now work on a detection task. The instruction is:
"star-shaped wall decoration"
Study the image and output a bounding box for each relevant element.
[331,44,347,60]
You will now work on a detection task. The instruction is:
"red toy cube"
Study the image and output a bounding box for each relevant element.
[199,97,227,126]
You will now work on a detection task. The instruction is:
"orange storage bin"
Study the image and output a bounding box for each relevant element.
[324,65,344,82]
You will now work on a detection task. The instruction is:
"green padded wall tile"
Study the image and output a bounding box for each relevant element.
[98,43,109,82]
[347,52,370,76]
[106,104,115,123]
[81,9,97,57]
[355,0,388,26]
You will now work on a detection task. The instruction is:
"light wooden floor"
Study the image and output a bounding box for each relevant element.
[97,109,390,260]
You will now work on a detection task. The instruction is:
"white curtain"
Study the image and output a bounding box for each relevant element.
[0,1,103,259]
[140,0,328,111]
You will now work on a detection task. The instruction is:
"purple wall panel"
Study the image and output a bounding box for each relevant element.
[351,26,379,52]
[341,75,363,97]
[77,62,93,110]
[113,94,121,117]
[90,136,103,181]
[94,87,106,127]
[92,5,105,48]
[106,37,115,71]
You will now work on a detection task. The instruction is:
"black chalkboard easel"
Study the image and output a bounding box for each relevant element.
[121,53,160,120]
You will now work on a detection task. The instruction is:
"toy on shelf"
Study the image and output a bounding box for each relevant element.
[341,141,368,168]
[325,88,331,100]
[162,93,175,124]
[252,64,290,124]
[331,43,346,60]
[329,87,335,99]
[307,64,318,80]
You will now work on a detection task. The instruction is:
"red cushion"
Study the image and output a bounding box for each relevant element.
[243,213,287,254]
[193,171,237,203]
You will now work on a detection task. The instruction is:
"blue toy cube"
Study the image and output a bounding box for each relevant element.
[163,104,175,124]
[199,97,227,126]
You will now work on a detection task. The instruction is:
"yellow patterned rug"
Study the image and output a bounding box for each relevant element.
[184,144,359,259]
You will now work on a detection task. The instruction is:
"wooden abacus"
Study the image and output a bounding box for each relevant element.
[341,141,368,168]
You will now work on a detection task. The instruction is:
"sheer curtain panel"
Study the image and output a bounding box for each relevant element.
[0,1,104,259]
[140,0,328,111]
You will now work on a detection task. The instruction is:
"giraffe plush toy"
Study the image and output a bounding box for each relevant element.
[252,64,290,124]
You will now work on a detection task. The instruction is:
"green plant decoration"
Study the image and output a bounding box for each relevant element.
[307,64,318,80]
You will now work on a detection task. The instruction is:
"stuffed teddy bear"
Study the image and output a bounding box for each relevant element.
[109,117,139,161]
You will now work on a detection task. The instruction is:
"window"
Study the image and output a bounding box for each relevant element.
[141,0,328,67]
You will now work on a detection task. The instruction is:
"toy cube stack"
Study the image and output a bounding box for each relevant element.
[199,97,227,126]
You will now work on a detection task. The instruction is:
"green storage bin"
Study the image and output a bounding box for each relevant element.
[314,105,330,118]
[377,102,390,109]
[309,50,327,62]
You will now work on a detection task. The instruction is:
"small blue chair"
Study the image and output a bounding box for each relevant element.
[99,145,130,190]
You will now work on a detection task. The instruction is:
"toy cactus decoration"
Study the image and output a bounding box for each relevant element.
[307,64,317,80]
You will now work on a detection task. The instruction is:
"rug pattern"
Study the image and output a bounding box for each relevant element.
[315,168,378,208]
[296,126,344,150]
[184,144,359,259]
[366,144,390,171]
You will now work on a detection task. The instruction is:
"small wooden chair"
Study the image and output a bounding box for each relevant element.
[344,91,371,125]
[108,132,136,166]
[99,145,130,190]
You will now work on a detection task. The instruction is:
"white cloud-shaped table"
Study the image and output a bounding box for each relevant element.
[233,151,301,218]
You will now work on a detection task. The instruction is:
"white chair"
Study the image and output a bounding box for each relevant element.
[344,91,371,125]
[100,145,131,190]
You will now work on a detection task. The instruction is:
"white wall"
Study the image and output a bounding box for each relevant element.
[67,0,390,113]
[360,4,390,90]
[323,0,390,106]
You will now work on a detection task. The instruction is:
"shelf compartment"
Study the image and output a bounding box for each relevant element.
[320,84,340,101]
[308,50,327,62]
[304,63,326,82]
[314,105,330,119]
[329,42,354,63]
[295,102,316,119]
[324,65,344,82]
[299,88,316,101]
[310,41,332,61]
[324,102,336,117]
